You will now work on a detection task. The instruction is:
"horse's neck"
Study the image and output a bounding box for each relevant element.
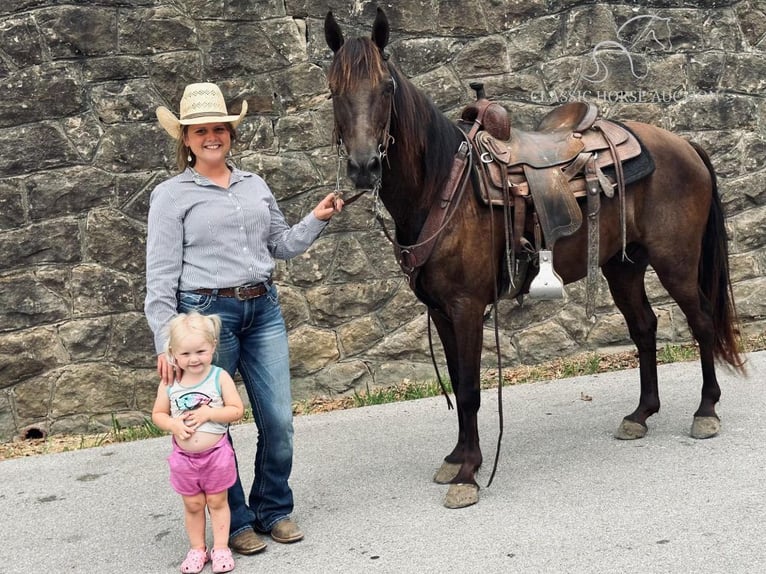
[380,105,458,244]
[380,142,428,243]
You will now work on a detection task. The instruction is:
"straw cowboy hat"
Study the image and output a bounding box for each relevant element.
[156,82,248,139]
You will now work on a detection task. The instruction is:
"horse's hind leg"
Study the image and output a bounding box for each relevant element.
[651,258,721,439]
[602,251,661,439]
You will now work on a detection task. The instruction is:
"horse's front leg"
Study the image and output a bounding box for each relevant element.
[430,306,484,508]
[430,311,466,484]
[432,400,466,483]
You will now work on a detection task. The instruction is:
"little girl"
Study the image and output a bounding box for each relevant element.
[152,311,244,574]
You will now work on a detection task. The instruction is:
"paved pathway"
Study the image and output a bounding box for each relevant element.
[2,351,764,573]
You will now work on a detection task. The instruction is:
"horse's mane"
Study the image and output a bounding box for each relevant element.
[328,37,460,191]
[388,65,460,191]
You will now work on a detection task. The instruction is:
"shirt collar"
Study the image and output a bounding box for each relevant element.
[180,165,252,186]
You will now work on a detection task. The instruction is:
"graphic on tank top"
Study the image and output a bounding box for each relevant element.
[175,392,213,411]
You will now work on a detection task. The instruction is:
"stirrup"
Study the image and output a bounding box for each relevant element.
[529,250,564,299]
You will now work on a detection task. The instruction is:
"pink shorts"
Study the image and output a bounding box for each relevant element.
[168,434,237,496]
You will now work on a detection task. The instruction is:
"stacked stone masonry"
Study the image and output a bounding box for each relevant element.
[0,0,764,440]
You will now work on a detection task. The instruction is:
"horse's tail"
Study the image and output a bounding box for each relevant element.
[691,141,745,371]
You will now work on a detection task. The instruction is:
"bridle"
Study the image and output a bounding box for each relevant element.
[332,75,396,208]
[332,73,474,259]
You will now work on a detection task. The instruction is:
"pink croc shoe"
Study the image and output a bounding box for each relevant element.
[180,548,208,573]
[210,547,235,573]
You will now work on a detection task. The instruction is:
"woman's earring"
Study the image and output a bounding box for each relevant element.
[187,151,192,162]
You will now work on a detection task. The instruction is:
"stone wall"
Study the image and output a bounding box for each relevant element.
[1,0,764,441]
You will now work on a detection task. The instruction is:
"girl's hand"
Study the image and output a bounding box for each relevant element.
[170,414,195,440]
[183,405,212,429]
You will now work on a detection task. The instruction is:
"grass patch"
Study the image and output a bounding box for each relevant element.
[657,343,699,363]
[109,415,165,443]
[352,379,453,407]
[0,416,164,460]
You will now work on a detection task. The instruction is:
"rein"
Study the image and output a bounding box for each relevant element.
[373,134,506,489]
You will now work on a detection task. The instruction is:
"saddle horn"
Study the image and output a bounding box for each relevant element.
[470,82,486,100]
[460,83,511,141]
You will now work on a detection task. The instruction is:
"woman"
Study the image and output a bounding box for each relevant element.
[145,82,343,555]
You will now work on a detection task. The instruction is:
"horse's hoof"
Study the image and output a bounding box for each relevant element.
[444,483,479,509]
[691,416,720,439]
[615,418,647,440]
[433,462,461,484]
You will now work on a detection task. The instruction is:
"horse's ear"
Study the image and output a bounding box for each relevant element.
[325,11,344,53]
[371,7,389,51]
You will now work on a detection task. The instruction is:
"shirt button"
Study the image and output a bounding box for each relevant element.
[243,247,248,252]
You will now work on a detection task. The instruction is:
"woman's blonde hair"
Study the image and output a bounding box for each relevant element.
[175,124,237,172]
[163,311,222,358]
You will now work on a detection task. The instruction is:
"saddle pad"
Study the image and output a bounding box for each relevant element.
[601,121,655,185]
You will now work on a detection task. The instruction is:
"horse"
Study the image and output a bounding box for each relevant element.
[324,8,743,509]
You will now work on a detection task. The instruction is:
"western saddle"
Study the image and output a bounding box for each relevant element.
[459,83,644,315]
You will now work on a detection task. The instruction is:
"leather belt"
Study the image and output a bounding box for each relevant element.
[193,278,272,301]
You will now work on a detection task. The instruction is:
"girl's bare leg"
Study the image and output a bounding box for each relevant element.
[206,491,231,550]
[182,492,207,549]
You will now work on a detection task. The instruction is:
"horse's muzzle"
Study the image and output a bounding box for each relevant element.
[347,154,382,189]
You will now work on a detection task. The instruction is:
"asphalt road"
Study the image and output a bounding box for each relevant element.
[2,351,764,574]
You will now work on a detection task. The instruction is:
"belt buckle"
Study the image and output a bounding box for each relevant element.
[233,286,247,301]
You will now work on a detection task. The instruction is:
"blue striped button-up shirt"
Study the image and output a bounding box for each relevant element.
[144,167,327,353]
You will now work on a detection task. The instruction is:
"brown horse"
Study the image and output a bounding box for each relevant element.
[324,9,743,508]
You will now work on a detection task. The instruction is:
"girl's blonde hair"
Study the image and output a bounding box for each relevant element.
[163,311,222,358]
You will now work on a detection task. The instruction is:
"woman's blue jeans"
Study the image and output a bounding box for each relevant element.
[177,283,294,535]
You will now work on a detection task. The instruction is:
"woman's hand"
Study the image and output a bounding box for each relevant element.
[313,192,344,221]
[156,353,180,385]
